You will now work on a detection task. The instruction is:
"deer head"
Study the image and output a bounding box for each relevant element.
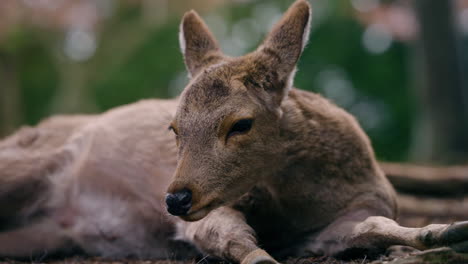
[166,0,312,221]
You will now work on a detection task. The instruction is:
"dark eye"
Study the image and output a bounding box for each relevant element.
[228,119,253,138]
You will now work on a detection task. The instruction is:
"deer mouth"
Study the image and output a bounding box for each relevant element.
[180,200,220,221]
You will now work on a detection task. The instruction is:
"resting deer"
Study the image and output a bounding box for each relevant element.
[1,0,468,263]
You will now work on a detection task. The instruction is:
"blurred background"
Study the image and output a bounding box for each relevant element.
[0,0,467,164]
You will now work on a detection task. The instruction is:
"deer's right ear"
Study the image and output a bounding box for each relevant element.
[179,11,223,78]
[252,0,311,105]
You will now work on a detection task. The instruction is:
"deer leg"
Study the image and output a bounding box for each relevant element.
[0,148,72,230]
[299,209,468,258]
[0,153,65,230]
[0,218,72,258]
[180,207,278,264]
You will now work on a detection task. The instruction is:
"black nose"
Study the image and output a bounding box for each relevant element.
[166,189,192,216]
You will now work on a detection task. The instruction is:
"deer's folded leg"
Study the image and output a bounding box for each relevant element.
[0,218,71,258]
[0,153,61,230]
[181,207,278,264]
[298,209,468,258]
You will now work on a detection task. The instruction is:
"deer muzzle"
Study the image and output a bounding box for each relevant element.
[165,188,192,216]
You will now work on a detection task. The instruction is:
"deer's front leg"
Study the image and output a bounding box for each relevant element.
[300,209,468,258]
[346,217,468,255]
[181,207,278,264]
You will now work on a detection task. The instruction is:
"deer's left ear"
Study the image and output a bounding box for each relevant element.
[179,10,224,78]
[254,0,311,101]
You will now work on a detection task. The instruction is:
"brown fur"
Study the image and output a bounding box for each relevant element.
[1,1,468,263]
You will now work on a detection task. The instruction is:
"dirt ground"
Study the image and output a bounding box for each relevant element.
[2,194,468,264]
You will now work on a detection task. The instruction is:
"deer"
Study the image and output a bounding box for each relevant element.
[1,0,468,263]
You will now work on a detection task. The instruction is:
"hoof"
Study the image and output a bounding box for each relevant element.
[440,221,468,253]
[441,221,468,244]
[241,249,279,264]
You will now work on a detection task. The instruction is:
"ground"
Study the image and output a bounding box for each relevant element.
[2,194,468,264]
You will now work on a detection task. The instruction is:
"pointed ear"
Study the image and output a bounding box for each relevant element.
[179,10,223,78]
[253,0,311,101]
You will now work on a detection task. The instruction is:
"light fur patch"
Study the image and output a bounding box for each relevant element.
[284,67,298,99]
[179,21,186,56]
[301,5,312,52]
[179,21,191,78]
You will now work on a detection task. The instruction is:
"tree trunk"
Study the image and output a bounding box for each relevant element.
[411,0,468,164]
[0,53,22,138]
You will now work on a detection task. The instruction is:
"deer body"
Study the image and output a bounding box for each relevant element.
[0,90,395,260]
[0,99,185,258]
[2,0,468,262]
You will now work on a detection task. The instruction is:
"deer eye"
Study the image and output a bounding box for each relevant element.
[228,119,253,138]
